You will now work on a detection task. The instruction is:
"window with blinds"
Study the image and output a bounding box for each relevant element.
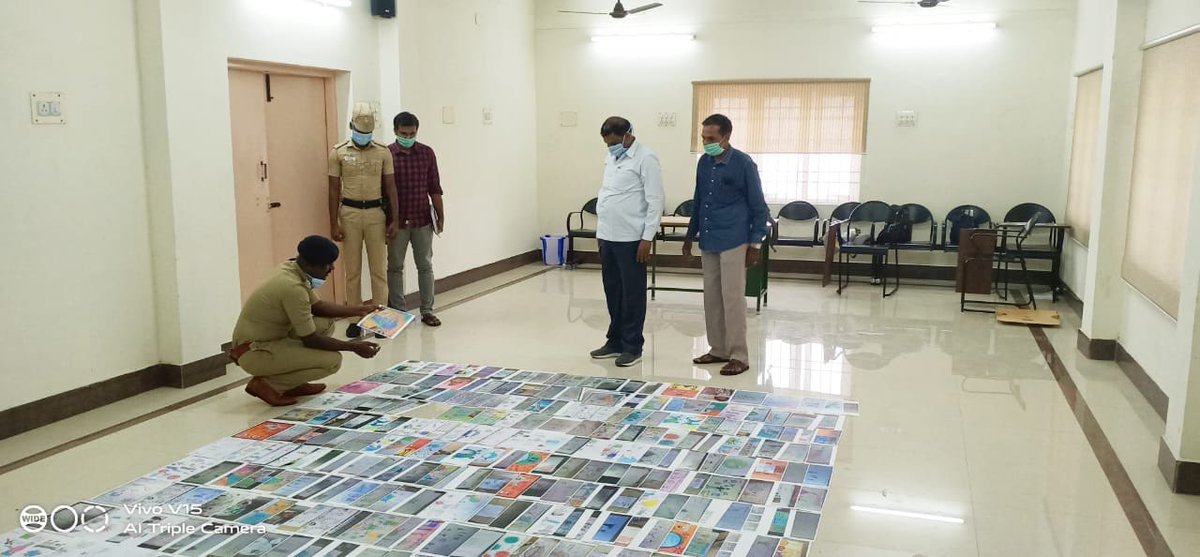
[692,80,870,204]
[1064,69,1103,247]
[1122,32,1200,318]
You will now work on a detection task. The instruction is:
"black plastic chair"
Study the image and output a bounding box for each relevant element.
[774,201,821,247]
[891,203,937,250]
[941,205,992,251]
[660,200,695,242]
[565,197,598,266]
[837,200,899,297]
[999,203,1061,300]
[822,201,860,241]
[1002,203,1057,251]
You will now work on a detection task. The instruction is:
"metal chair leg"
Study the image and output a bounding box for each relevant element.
[1018,251,1036,310]
[883,247,900,297]
[837,251,847,294]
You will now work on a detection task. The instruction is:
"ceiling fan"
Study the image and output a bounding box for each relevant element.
[560,1,664,18]
[858,0,953,7]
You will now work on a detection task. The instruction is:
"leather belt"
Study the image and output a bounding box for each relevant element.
[229,342,253,365]
[342,198,384,209]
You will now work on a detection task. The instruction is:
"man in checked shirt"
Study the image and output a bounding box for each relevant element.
[386,112,444,327]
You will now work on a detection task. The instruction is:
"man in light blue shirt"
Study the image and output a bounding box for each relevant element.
[590,117,665,367]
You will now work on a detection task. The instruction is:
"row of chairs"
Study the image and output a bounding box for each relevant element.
[567,197,1056,255]
[768,200,1056,251]
[810,200,1061,299]
[565,198,1063,301]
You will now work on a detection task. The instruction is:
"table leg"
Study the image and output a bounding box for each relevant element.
[650,237,658,300]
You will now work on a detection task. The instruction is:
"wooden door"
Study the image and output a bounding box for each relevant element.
[228,69,275,302]
[264,74,340,301]
[229,67,341,303]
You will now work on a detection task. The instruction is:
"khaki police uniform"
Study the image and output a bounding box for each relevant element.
[329,139,393,306]
[232,262,342,392]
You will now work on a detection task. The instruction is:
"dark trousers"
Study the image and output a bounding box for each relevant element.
[600,239,647,355]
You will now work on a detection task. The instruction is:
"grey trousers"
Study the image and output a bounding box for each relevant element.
[387,225,436,315]
[701,244,749,363]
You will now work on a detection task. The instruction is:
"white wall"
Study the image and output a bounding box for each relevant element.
[534,1,1076,251]
[1073,0,1118,70]
[1062,240,1090,296]
[1115,0,1200,406]
[1064,0,1200,461]
[1060,0,1116,299]
[390,0,541,284]
[1,0,538,411]
[138,0,385,367]
[1145,0,1200,42]
[0,0,159,409]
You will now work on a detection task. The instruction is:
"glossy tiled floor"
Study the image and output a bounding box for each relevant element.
[1,265,1197,556]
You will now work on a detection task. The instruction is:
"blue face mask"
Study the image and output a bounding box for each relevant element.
[307,274,326,289]
[608,143,628,160]
[351,130,373,146]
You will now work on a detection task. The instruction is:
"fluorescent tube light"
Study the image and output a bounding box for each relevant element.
[590,33,696,44]
[871,21,996,34]
[312,0,351,7]
[850,505,965,524]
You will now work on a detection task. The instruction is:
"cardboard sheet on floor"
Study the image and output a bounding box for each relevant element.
[996,308,1061,326]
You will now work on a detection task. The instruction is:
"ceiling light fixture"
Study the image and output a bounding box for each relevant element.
[590,33,696,44]
[871,21,996,34]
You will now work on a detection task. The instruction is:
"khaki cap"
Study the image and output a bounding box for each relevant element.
[351,102,375,133]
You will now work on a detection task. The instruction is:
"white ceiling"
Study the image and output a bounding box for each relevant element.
[536,0,1077,30]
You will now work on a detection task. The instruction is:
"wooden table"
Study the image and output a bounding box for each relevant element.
[648,216,771,313]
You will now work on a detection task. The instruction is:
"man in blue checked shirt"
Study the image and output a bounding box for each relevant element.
[589,117,665,368]
[683,113,770,376]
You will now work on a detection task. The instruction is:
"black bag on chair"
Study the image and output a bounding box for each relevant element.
[875,206,911,244]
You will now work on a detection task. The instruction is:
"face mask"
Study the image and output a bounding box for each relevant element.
[351,130,373,146]
[306,274,326,289]
[608,143,628,160]
[396,136,416,149]
[703,142,725,157]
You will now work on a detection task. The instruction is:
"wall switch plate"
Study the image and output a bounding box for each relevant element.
[482,107,493,125]
[896,110,918,127]
[442,106,455,124]
[560,111,578,127]
[31,92,65,125]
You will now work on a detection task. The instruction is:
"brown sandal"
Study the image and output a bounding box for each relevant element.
[720,359,750,376]
[421,314,442,327]
[692,353,731,365]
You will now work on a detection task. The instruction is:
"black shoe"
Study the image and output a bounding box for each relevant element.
[616,353,642,367]
[590,344,621,359]
[347,323,362,338]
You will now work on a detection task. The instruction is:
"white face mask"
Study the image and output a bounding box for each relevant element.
[306,274,327,289]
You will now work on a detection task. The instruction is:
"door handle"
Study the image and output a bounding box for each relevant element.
[259,161,268,181]
[268,202,282,209]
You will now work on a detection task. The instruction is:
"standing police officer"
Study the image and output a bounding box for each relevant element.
[328,102,400,337]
